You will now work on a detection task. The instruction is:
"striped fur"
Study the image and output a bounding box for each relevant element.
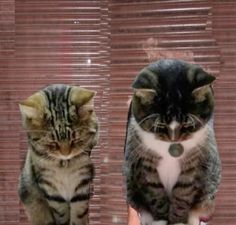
[19,84,98,225]
[124,60,221,225]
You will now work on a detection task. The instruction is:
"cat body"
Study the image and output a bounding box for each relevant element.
[124,60,221,225]
[19,85,98,225]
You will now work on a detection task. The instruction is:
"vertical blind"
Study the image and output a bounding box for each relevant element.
[1,1,236,225]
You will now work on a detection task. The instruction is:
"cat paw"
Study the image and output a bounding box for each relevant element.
[200,223,207,225]
[172,223,186,225]
[140,211,153,225]
[152,220,167,225]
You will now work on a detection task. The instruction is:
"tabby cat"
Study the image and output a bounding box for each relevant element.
[124,60,221,225]
[18,84,98,225]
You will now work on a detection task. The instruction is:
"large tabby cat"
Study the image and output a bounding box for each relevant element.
[18,84,98,225]
[124,60,221,225]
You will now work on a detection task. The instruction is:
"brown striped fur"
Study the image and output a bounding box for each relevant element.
[18,84,98,225]
[124,60,221,225]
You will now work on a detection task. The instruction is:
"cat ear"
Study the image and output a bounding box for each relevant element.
[133,88,157,104]
[19,92,45,119]
[132,68,158,90]
[132,68,158,104]
[70,87,96,107]
[19,103,38,119]
[70,87,96,119]
[192,85,212,102]
[187,66,216,89]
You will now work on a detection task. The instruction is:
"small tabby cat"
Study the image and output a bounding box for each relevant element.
[124,60,221,225]
[18,84,98,225]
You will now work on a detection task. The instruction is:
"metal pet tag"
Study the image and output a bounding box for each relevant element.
[168,143,184,158]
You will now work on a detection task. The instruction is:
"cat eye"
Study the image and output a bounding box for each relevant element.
[32,137,40,141]
[154,123,168,133]
[71,139,83,146]
[47,142,59,150]
[181,123,195,133]
[182,122,194,128]
[88,128,97,135]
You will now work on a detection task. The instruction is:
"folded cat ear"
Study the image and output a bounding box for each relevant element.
[19,92,45,119]
[187,66,216,89]
[70,87,96,119]
[133,88,157,104]
[187,67,215,102]
[132,68,158,104]
[192,85,212,102]
[70,86,96,107]
[132,68,158,90]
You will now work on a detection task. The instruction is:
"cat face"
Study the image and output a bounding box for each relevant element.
[131,60,215,142]
[19,85,98,160]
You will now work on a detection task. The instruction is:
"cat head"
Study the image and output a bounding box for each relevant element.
[131,59,215,142]
[19,84,98,160]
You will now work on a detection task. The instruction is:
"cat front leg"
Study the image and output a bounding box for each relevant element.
[23,198,55,225]
[140,211,168,225]
[126,156,169,223]
[36,175,70,224]
[70,196,90,225]
[188,199,214,225]
[47,200,70,225]
[168,182,192,224]
[19,177,55,225]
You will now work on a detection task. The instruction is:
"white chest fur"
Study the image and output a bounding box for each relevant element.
[157,153,181,195]
[133,119,208,194]
[54,168,79,201]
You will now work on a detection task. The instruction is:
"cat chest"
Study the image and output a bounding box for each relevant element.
[133,119,208,194]
[53,169,79,201]
[156,156,181,194]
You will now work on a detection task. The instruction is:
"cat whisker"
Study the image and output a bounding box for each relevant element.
[153,120,166,134]
[138,113,160,126]
[184,115,196,129]
[72,126,91,132]
[188,113,204,126]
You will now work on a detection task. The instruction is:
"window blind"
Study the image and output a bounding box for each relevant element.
[108,1,233,225]
[1,1,110,225]
[1,1,236,225]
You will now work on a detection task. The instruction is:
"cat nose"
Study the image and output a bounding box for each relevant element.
[59,141,71,156]
[168,121,181,141]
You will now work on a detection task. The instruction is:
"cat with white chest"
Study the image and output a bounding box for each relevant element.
[124,60,221,225]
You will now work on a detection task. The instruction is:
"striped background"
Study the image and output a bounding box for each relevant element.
[0,1,236,225]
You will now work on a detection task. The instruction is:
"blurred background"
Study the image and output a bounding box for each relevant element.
[0,0,236,225]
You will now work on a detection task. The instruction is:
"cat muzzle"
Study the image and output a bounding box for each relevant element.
[168,126,181,142]
[59,142,71,156]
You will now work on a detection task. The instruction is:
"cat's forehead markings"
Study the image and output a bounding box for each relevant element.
[169,121,179,131]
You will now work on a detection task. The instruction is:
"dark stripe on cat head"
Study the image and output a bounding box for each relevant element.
[71,193,90,203]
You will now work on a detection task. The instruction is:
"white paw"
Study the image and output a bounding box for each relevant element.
[152,220,168,225]
[140,211,167,225]
[140,211,153,225]
[173,223,186,225]
[200,223,207,225]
